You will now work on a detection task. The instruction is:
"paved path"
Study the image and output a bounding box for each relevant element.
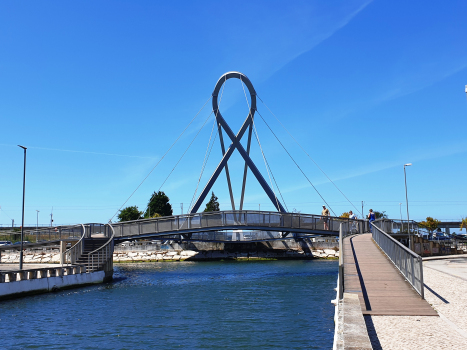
[424,256,467,281]
[343,234,437,316]
[0,263,59,272]
[367,258,467,349]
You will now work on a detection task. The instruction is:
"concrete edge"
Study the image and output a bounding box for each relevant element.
[342,293,373,349]
[422,254,466,261]
[0,271,107,301]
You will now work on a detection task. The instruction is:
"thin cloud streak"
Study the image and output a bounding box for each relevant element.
[0,143,158,160]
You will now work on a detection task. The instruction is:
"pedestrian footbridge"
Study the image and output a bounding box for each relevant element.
[111,210,367,242]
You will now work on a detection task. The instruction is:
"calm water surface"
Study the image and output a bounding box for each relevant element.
[0,260,337,349]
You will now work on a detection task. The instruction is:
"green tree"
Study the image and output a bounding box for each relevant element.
[118,206,142,222]
[145,191,173,218]
[340,212,350,218]
[374,211,388,219]
[461,217,467,231]
[204,192,220,212]
[419,217,441,233]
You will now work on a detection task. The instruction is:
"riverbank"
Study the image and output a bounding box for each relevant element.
[1,240,340,264]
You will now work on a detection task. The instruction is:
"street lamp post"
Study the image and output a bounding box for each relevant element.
[404,163,412,249]
[18,145,27,270]
[36,210,40,241]
[399,203,403,231]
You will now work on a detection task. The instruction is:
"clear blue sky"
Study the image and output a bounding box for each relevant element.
[1,0,466,228]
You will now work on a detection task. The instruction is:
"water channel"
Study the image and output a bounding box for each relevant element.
[0,260,338,349]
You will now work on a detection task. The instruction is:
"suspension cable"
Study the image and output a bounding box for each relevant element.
[240,79,287,212]
[255,109,336,216]
[141,110,215,217]
[188,78,227,212]
[109,95,212,222]
[252,121,288,212]
[250,119,281,212]
[189,120,218,211]
[257,96,361,217]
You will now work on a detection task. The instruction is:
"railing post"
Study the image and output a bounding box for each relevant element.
[338,223,344,300]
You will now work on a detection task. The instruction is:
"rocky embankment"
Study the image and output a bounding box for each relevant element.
[113,248,339,262]
[1,247,339,264]
[1,251,60,264]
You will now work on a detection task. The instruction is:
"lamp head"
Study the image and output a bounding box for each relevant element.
[404,163,412,167]
[18,145,27,150]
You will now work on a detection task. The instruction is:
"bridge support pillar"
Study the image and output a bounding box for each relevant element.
[59,241,67,265]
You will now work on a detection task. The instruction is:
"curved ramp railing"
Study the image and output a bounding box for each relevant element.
[112,210,367,239]
[64,224,86,264]
[371,221,424,298]
[86,224,115,274]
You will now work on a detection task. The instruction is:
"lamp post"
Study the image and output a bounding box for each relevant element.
[36,210,40,241]
[404,163,412,249]
[399,203,403,231]
[18,145,27,270]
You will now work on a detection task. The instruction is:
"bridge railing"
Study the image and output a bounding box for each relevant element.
[87,224,114,275]
[371,221,424,298]
[14,225,84,243]
[112,210,366,238]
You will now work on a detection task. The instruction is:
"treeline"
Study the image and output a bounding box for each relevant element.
[117,191,220,222]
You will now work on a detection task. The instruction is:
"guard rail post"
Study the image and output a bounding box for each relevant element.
[338,223,344,300]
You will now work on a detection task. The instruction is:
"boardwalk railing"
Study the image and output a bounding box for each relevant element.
[113,210,366,239]
[371,222,424,298]
[87,224,114,274]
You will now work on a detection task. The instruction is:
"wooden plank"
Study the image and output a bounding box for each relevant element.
[343,233,438,316]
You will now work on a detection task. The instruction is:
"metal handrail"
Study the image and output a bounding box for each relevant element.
[64,224,86,265]
[371,222,424,298]
[86,224,115,273]
[112,210,367,238]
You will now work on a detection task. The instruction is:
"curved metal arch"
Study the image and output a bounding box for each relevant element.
[212,71,257,114]
[190,71,286,214]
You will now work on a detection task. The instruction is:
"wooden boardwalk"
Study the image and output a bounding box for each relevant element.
[343,233,438,316]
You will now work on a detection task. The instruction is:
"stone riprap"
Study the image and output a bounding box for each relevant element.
[1,246,339,264]
[113,248,339,262]
[1,251,61,264]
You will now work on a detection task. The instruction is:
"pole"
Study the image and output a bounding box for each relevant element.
[361,201,364,218]
[404,164,412,249]
[18,145,27,270]
[181,203,183,215]
[399,203,403,232]
[259,204,260,211]
[36,210,39,232]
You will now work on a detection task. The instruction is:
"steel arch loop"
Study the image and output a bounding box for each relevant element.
[212,71,256,117]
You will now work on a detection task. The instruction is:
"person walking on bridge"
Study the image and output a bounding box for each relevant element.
[367,209,376,232]
[321,205,330,230]
[349,210,358,233]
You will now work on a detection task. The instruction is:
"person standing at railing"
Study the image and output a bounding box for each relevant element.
[367,209,376,232]
[349,210,358,233]
[321,205,330,230]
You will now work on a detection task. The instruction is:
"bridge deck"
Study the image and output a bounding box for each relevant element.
[343,233,437,316]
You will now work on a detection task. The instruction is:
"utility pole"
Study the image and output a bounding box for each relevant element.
[399,203,403,231]
[50,207,53,227]
[361,201,364,217]
[18,145,27,270]
[181,203,183,215]
[404,163,412,249]
[36,210,40,232]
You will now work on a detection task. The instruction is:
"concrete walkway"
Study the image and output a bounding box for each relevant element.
[367,257,467,349]
[343,234,437,316]
[0,263,60,272]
